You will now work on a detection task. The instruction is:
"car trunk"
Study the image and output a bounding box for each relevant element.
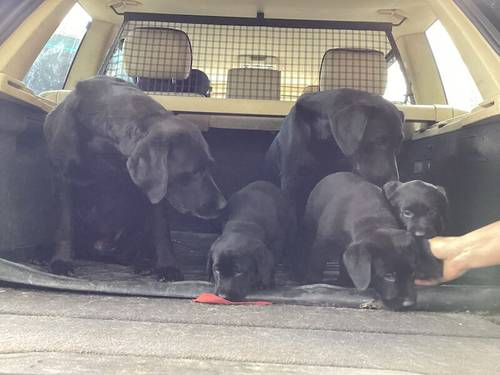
[1,96,500,312]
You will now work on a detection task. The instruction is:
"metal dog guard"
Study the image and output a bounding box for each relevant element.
[100,12,413,102]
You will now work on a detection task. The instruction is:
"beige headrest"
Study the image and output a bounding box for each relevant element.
[302,85,319,94]
[319,48,387,95]
[226,68,281,100]
[123,28,192,80]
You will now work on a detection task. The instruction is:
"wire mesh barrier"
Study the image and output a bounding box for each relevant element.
[102,14,394,101]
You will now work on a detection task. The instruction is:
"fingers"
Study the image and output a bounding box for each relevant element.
[415,261,468,286]
[427,236,460,260]
[415,278,442,286]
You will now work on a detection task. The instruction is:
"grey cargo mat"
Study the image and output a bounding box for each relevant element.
[1,231,500,312]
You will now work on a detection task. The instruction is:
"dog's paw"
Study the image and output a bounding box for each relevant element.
[134,259,154,276]
[155,266,184,282]
[255,279,275,291]
[31,258,49,266]
[49,260,75,276]
[359,300,384,310]
[335,274,355,288]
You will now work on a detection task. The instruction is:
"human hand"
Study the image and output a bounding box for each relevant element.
[415,236,468,286]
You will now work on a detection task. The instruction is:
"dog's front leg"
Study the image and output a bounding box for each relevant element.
[152,203,184,281]
[50,181,75,276]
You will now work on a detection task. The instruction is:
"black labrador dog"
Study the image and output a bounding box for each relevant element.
[301,172,441,309]
[383,180,448,239]
[44,76,226,280]
[265,89,404,216]
[207,181,296,301]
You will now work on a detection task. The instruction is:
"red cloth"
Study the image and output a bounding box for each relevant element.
[193,293,271,305]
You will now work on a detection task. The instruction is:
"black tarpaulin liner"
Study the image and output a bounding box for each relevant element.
[1,231,500,312]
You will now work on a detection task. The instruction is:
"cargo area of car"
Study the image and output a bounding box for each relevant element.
[2,108,500,313]
[1,0,500,373]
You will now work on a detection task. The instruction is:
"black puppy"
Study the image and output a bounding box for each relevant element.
[301,172,430,309]
[383,180,448,239]
[207,181,296,301]
[265,89,404,216]
[44,76,226,280]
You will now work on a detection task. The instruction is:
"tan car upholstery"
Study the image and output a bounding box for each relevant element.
[123,27,192,80]
[39,89,71,104]
[302,85,319,94]
[226,68,281,100]
[319,48,387,95]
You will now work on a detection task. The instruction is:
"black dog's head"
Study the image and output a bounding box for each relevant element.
[343,229,419,310]
[207,235,273,301]
[383,180,448,238]
[127,117,226,218]
[296,90,404,187]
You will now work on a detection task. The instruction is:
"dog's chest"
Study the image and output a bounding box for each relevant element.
[310,138,351,173]
[80,136,129,182]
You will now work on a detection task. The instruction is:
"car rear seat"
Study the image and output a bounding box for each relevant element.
[39,89,71,104]
[302,85,319,94]
[137,69,211,97]
[226,67,281,100]
[123,27,208,97]
[319,48,387,94]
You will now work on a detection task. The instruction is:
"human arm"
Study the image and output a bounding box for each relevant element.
[416,220,500,285]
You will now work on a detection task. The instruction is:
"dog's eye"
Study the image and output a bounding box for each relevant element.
[402,209,414,218]
[383,272,396,282]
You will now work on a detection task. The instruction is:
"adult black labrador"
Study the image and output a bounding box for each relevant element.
[265,89,404,217]
[207,181,296,300]
[44,76,226,281]
[301,172,442,310]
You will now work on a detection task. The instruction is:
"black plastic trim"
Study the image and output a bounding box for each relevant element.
[453,0,500,55]
[0,0,44,46]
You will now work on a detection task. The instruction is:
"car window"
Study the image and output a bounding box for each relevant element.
[383,59,407,103]
[426,20,482,112]
[23,4,91,95]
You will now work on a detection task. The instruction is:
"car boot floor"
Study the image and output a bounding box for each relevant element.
[1,286,500,374]
[2,231,500,312]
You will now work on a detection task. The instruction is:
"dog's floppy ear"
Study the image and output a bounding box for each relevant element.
[436,185,448,202]
[343,242,372,291]
[127,136,168,204]
[398,110,405,123]
[382,180,402,201]
[329,104,368,156]
[435,185,449,232]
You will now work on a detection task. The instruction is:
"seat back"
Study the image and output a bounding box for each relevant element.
[319,48,387,95]
[123,27,212,96]
[226,68,281,100]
